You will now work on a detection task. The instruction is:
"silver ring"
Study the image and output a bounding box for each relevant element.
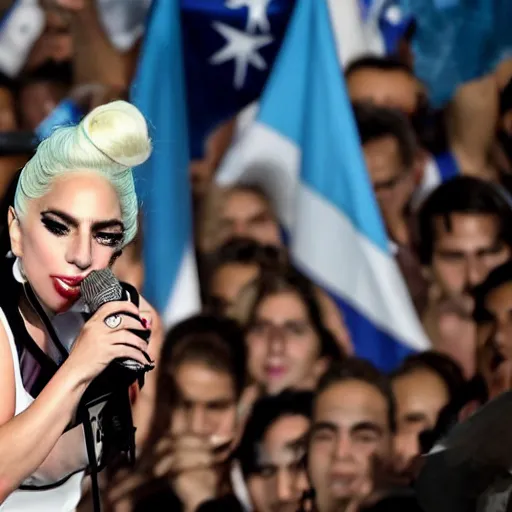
[105,314,122,329]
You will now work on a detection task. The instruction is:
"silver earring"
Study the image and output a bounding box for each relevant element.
[17,259,27,283]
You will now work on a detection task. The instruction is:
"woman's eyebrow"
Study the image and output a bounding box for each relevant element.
[42,209,124,231]
[41,209,78,227]
[92,219,124,231]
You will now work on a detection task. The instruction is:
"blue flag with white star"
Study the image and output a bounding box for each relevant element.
[181,0,295,158]
[131,0,295,325]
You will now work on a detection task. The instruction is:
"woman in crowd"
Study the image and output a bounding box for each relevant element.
[106,314,248,512]
[232,268,343,399]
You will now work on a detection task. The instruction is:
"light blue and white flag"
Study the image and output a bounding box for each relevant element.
[131,0,200,328]
[217,0,430,370]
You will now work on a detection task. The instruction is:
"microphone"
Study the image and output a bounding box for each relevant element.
[80,268,150,373]
[77,270,150,502]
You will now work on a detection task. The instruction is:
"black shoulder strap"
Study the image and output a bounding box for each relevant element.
[24,282,69,362]
[0,261,60,396]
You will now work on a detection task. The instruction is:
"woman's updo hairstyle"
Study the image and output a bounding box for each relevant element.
[14,101,151,245]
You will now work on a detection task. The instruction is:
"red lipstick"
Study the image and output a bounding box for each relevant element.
[50,275,84,300]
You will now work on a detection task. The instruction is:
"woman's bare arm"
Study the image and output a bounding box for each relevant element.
[0,296,152,500]
[0,321,88,502]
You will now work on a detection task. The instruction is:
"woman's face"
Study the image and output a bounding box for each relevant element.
[170,361,238,439]
[246,291,326,395]
[9,172,125,313]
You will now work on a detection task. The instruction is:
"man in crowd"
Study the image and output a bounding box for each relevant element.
[346,56,422,116]
[418,176,512,377]
[238,390,313,512]
[307,358,398,512]
[474,261,512,398]
[391,351,465,479]
[198,184,283,255]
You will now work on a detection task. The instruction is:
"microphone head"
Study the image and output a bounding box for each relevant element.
[81,268,123,314]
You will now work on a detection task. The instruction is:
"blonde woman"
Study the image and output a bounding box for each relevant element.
[0,100,156,510]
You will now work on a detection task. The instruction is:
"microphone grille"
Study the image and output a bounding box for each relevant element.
[80,268,123,314]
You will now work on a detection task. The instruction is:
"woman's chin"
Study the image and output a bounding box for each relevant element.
[55,297,80,314]
[47,294,79,315]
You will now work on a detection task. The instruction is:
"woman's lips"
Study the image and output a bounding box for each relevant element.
[52,275,84,286]
[265,366,286,379]
[51,275,84,300]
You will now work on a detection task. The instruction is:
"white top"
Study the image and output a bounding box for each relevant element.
[0,260,86,511]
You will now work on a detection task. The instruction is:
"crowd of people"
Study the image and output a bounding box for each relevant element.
[0,1,512,512]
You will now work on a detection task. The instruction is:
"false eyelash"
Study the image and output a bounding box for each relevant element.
[42,217,69,236]
[95,232,124,247]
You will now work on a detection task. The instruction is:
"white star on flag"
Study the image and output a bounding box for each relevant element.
[210,22,273,89]
[225,0,273,33]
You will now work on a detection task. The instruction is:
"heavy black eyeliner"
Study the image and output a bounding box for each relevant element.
[95,232,124,247]
[41,215,69,236]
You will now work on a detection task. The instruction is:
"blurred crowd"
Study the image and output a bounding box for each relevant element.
[2,1,512,511]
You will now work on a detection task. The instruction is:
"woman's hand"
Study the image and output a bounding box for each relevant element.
[65,301,152,386]
[153,435,226,512]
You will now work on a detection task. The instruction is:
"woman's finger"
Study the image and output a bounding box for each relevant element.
[110,331,151,357]
[110,344,152,368]
[90,300,140,324]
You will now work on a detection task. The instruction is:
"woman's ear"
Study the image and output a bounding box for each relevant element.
[7,206,22,258]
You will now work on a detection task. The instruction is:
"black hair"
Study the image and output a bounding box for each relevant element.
[316,358,396,433]
[205,237,286,314]
[0,70,17,93]
[391,350,466,403]
[353,103,417,168]
[473,261,512,324]
[416,176,512,265]
[237,390,314,477]
[344,54,449,155]
[160,313,247,397]
[18,61,73,90]
[345,55,414,79]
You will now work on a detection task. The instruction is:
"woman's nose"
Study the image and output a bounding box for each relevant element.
[66,232,92,270]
